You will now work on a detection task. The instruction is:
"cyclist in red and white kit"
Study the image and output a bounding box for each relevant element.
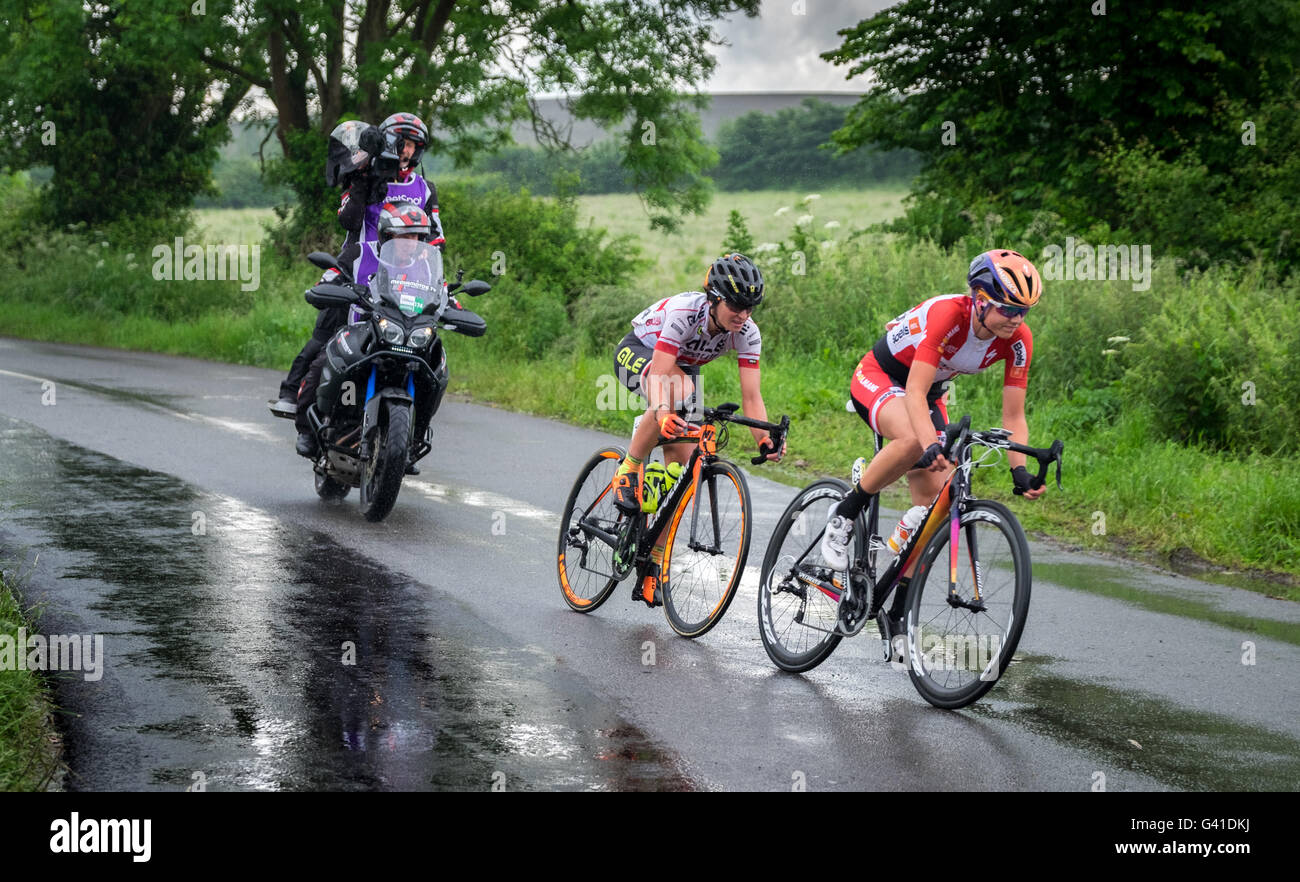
[821,249,1049,575]
[609,253,785,605]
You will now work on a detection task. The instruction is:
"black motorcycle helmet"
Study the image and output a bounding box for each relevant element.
[704,253,764,310]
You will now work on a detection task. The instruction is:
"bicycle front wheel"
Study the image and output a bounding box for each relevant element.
[557,446,629,613]
[904,499,1031,709]
[757,479,855,672]
[661,460,752,638]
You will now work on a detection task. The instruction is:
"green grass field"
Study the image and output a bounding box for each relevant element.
[570,189,908,291]
[196,188,909,294]
[193,207,280,246]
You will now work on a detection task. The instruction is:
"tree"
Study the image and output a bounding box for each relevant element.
[0,0,251,233]
[822,0,1300,260]
[202,0,758,245]
[713,98,918,190]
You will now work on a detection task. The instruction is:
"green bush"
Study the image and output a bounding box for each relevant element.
[433,182,644,359]
[1120,265,1300,455]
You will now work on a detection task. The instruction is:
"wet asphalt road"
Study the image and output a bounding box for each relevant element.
[1,337,1298,791]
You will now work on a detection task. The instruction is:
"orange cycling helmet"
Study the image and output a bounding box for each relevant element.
[967,249,1042,309]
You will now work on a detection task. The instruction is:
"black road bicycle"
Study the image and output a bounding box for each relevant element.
[558,403,789,638]
[758,415,1063,708]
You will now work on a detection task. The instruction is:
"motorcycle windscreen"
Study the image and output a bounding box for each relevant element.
[372,239,447,318]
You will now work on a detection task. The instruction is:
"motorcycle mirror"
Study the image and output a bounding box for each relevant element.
[461,279,491,297]
[307,252,342,273]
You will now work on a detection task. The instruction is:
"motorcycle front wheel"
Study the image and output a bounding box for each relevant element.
[360,400,410,522]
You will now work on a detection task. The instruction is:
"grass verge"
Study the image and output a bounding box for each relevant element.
[0,568,63,791]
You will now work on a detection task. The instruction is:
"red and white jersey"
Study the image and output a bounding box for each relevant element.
[631,291,762,368]
[877,294,1032,388]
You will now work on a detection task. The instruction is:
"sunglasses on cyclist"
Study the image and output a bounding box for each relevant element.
[977,293,1029,318]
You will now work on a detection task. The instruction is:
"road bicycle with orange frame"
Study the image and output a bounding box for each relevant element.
[558,403,789,638]
[758,415,1063,708]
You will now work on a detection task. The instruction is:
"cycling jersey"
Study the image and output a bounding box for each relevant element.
[630,291,761,369]
[870,293,1032,390]
[850,294,1032,436]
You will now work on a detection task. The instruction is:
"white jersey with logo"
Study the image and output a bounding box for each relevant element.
[630,291,761,368]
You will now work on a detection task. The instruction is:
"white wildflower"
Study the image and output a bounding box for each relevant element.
[1101,349,1119,356]
[1107,335,1131,344]
[823,220,841,230]
[796,214,814,227]
[774,206,790,217]
[801,194,821,204]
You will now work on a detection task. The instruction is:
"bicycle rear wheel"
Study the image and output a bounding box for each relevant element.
[904,499,1031,709]
[758,479,861,672]
[557,446,629,613]
[661,460,751,638]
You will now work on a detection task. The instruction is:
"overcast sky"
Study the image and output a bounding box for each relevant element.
[705,0,897,92]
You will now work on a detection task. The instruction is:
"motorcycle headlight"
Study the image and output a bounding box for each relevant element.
[408,327,433,349]
[377,319,404,345]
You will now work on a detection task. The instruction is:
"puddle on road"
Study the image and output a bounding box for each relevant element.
[975,654,1300,790]
[1033,562,1300,647]
[0,416,692,791]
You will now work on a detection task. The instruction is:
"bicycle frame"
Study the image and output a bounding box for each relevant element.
[575,405,785,582]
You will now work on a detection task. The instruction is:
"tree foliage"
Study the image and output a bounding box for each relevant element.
[0,0,249,234]
[713,98,918,190]
[199,0,757,243]
[823,0,1300,269]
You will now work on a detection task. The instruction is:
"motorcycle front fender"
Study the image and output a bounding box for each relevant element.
[362,388,414,441]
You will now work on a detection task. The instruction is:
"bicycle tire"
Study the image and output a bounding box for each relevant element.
[557,446,628,613]
[758,478,863,673]
[904,498,1031,709]
[661,460,752,638]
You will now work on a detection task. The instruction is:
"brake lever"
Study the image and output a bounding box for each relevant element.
[751,414,790,465]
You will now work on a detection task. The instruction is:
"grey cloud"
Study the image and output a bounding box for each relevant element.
[707,0,898,91]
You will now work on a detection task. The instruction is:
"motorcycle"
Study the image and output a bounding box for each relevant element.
[298,239,490,521]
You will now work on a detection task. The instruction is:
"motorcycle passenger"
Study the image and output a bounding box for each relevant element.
[272,112,445,416]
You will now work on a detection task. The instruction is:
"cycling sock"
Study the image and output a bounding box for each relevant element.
[619,453,644,473]
[835,484,876,520]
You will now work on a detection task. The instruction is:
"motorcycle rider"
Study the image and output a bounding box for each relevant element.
[271,112,444,416]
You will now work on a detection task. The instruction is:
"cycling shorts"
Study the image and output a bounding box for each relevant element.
[850,350,948,442]
[613,331,701,417]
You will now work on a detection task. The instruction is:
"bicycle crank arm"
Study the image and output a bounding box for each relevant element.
[577,517,621,549]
